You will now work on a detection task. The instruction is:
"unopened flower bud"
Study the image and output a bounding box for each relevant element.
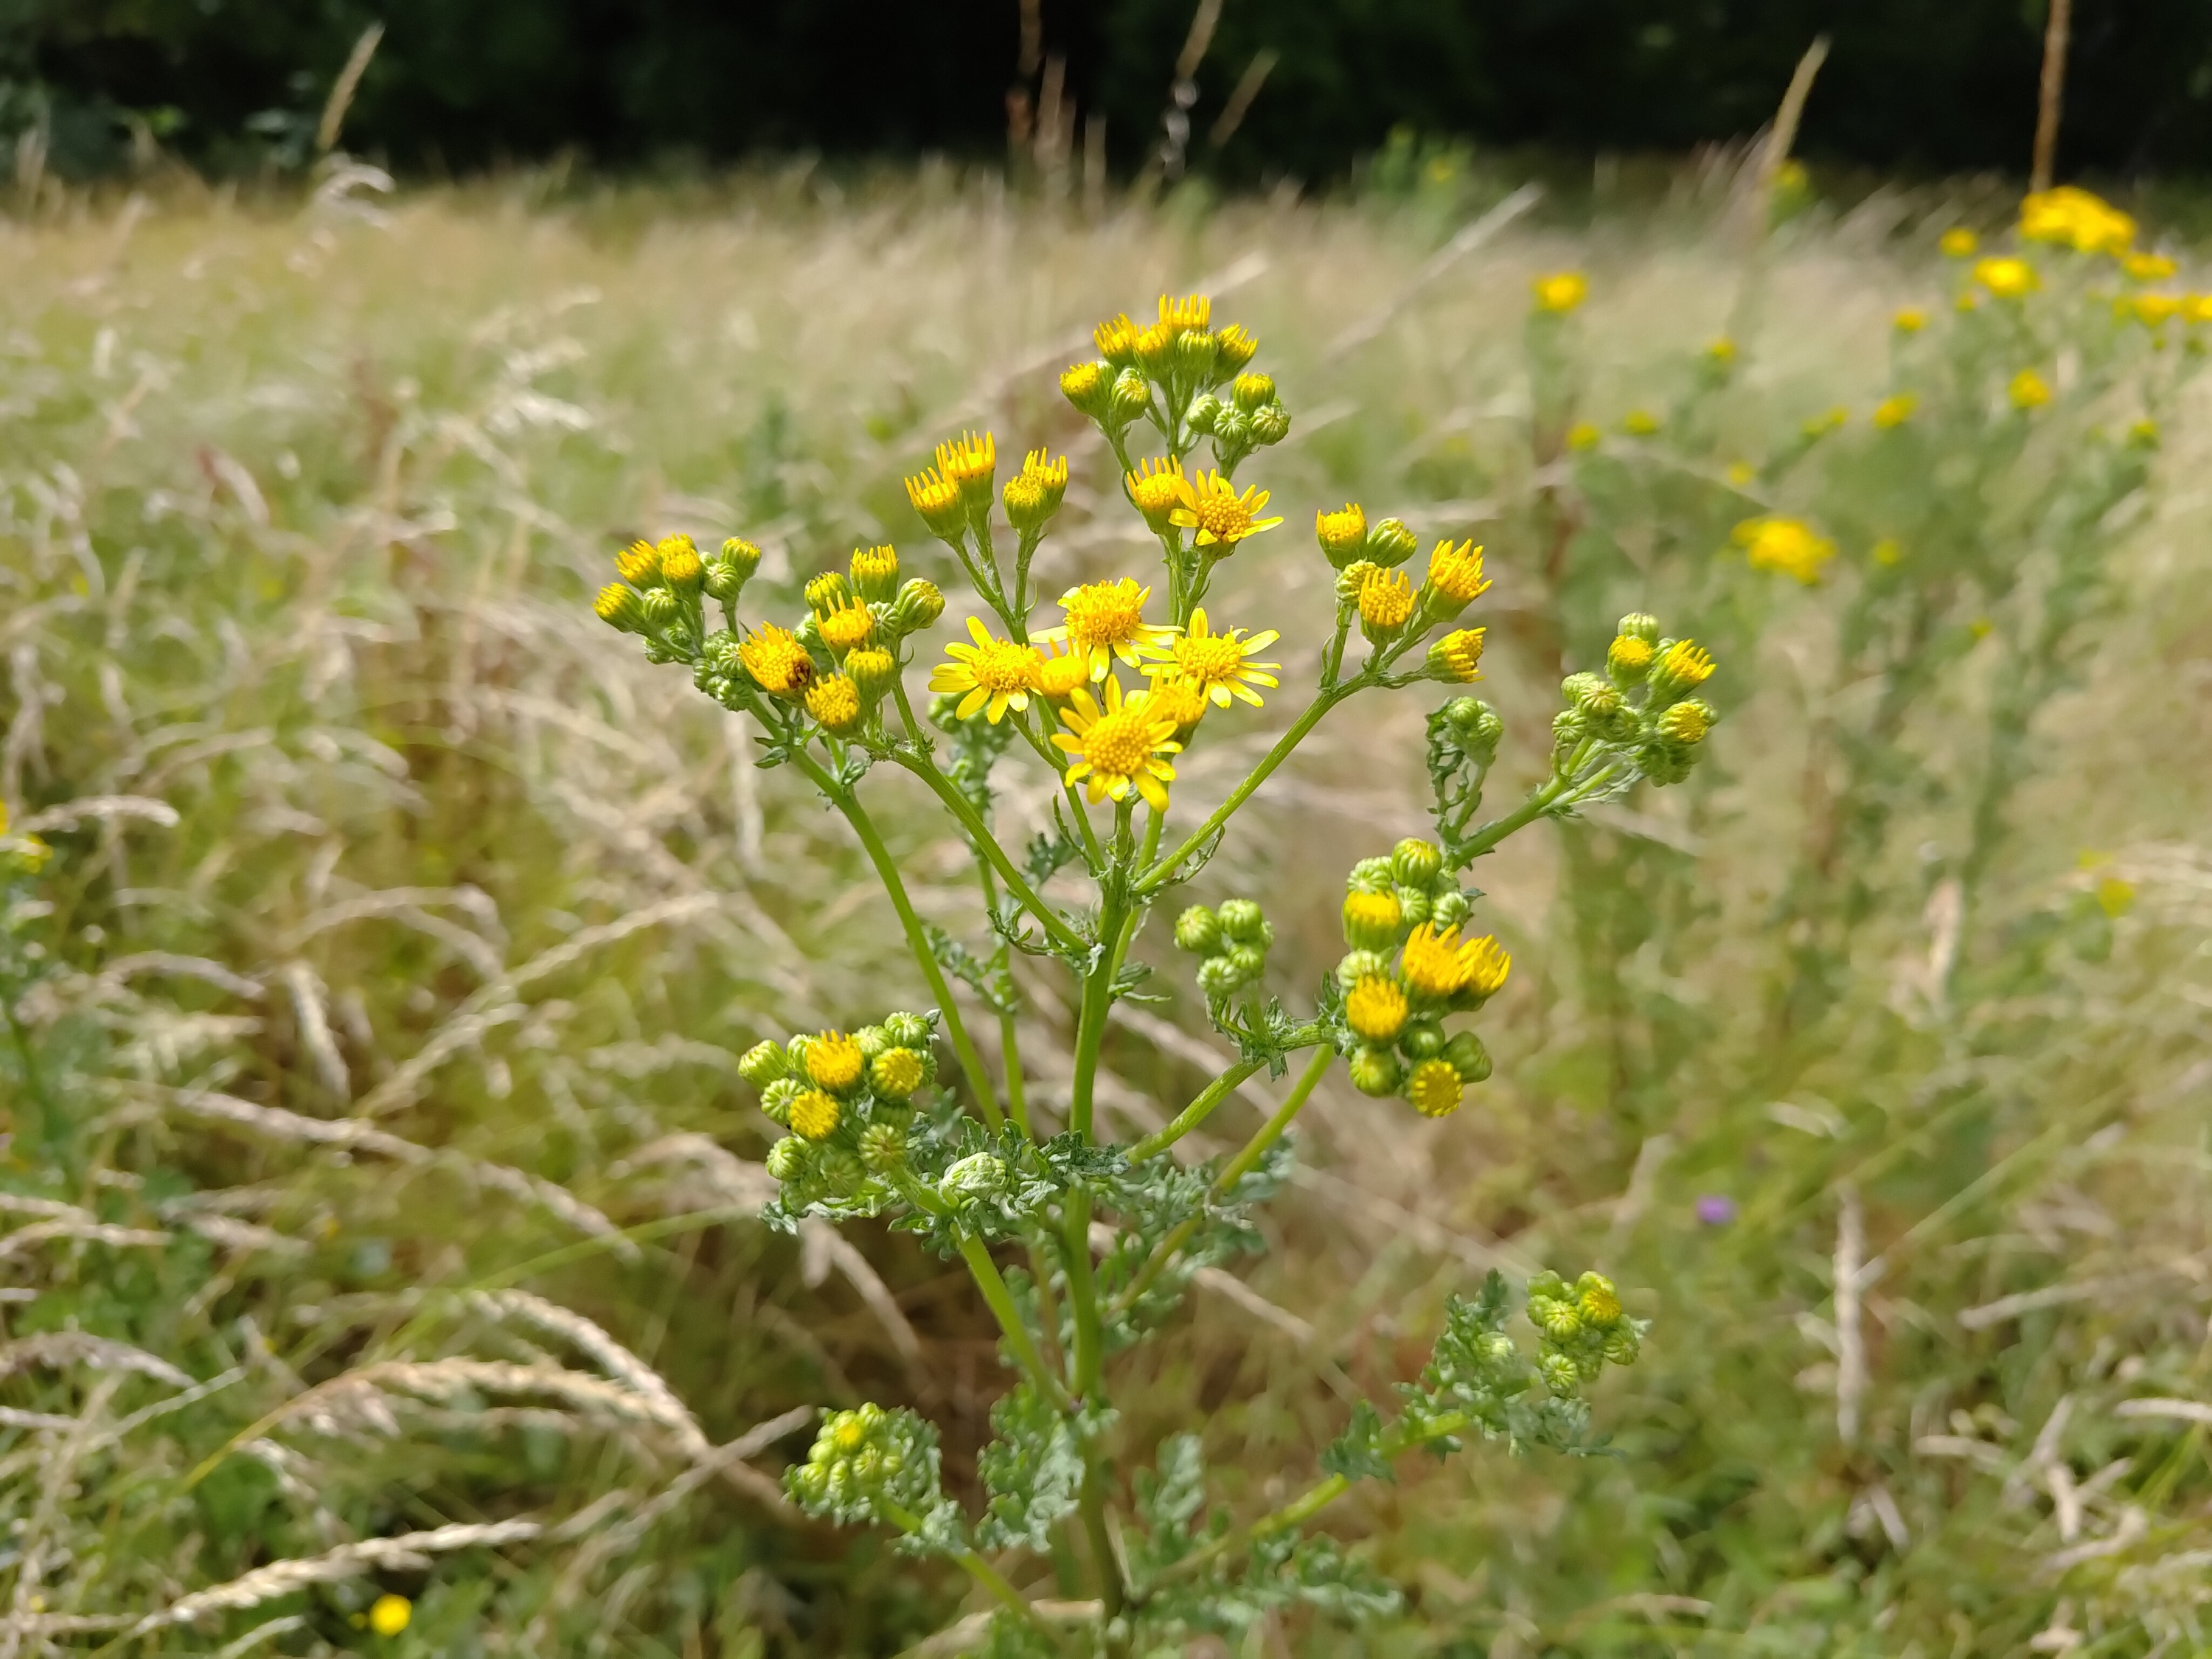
[1602,1326,1643,1366]
[765,1136,813,1182]
[849,544,900,603]
[1348,857,1395,893]
[1225,944,1267,981]
[855,1026,891,1058]
[739,1040,793,1088]
[1391,838,1443,887]
[1401,1020,1446,1060]
[1315,504,1367,568]
[1617,612,1660,644]
[1186,392,1222,434]
[1060,359,1113,418]
[1444,696,1502,748]
[1215,898,1269,946]
[1197,954,1248,998]
[1335,949,1390,989]
[1562,672,1610,710]
[1658,698,1715,745]
[1341,888,1404,950]
[882,1011,935,1048]
[1442,1030,1492,1083]
[1430,888,1472,931]
[1334,559,1377,605]
[940,1152,1008,1197]
[702,559,745,602]
[1211,406,1251,448]
[870,1046,928,1100]
[1606,632,1655,683]
[594,583,647,633]
[1232,372,1275,412]
[1540,1352,1582,1398]
[1347,1045,1404,1098]
[658,535,704,594]
[1248,404,1290,445]
[1112,368,1152,419]
[641,588,681,629]
[846,648,898,700]
[1174,905,1222,955]
[1214,323,1259,372]
[1575,1272,1623,1327]
[1394,884,1432,930]
[858,1123,908,1174]
[1366,518,1419,568]
[890,578,946,635]
[1175,330,1220,380]
[759,1077,803,1126]
[818,1147,865,1194]
[1002,451,1070,532]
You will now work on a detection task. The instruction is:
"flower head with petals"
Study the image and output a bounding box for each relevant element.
[1146,608,1280,709]
[1041,577,1178,678]
[1168,470,1284,550]
[1054,677,1180,810]
[928,617,1040,723]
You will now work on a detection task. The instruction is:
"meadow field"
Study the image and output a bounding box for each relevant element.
[1,159,2209,1655]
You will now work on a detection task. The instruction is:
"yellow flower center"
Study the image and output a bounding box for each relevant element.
[805,675,863,731]
[1427,541,1489,603]
[872,1047,925,1097]
[1079,706,1159,777]
[1035,653,1091,698]
[1408,1058,1464,1119]
[1359,568,1415,629]
[1660,641,1715,687]
[805,1032,866,1091]
[1607,634,1653,675]
[819,600,874,651]
[1346,975,1409,1041]
[1192,495,1256,542]
[1316,504,1366,555]
[1063,581,1147,649]
[739,627,813,695]
[1175,633,1245,684]
[832,1416,869,1453]
[968,639,1039,694]
[790,1090,841,1141]
[1342,889,1401,939]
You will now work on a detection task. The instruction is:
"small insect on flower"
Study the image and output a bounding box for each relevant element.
[738,625,814,697]
[1532,271,1588,313]
[1735,517,1837,585]
[1168,469,1285,550]
[1407,1057,1465,1119]
[1345,975,1410,1042]
[1873,393,1918,429]
[790,1089,841,1141]
[930,618,1042,724]
[1054,677,1181,810]
[1425,540,1491,606]
[1400,922,1511,1002]
[1146,608,1280,708]
[1126,456,1188,533]
[1043,578,1178,678]
[1973,257,2038,299]
[805,674,865,734]
[2010,368,2053,409]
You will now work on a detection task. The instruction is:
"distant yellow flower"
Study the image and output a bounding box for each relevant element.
[1147,607,1280,708]
[739,625,813,697]
[1034,643,1092,699]
[2019,185,2135,254]
[1735,515,1837,585]
[1621,408,1661,435]
[1407,1057,1464,1119]
[1315,503,1367,563]
[1533,271,1588,313]
[1425,540,1491,605]
[1043,577,1177,678]
[1566,420,1601,451]
[369,1595,411,1638]
[2009,368,2053,409]
[1430,627,1486,683]
[1054,676,1180,810]
[2095,875,2135,917]
[616,539,661,586]
[1345,975,1409,1041]
[818,597,874,653]
[1974,256,2037,298]
[1893,306,1928,333]
[1725,460,1756,490]
[935,431,997,506]
[804,1031,866,1092]
[2129,417,2160,445]
[1939,227,1979,258]
[2125,251,2177,281]
[904,466,966,538]
[1802,406,1850,437]
[790,1089,841,1141]
[1169,470,1284,549]
[929,617,1040,723]
[1094,313,1140,364]
[2130,293,2182,326]
[805,673,864,733]
[1158,292,1211,334]
[1872,392,1918,429]
[1705,335,1737,363]
[1872,537,1904,566]
[2187,294,2212,323]
[1125,456,1187,532]
[1401,922,1510,1001]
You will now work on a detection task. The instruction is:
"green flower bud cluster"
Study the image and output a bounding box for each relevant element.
[1173,897,1275,1005]
[1526,1270,1643,1397]
[786,1403,948,1529]
[1060,298,1277,469]
[1548,613,1719,788]
[1189,369,1293,473]
[742,1012,939,1213]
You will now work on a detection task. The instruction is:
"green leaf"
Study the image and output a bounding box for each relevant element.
[975,1382,1088,1553]
[1320,1399,1394,1485]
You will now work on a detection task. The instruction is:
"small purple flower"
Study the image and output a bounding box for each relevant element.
[1695,1194,1737,1226]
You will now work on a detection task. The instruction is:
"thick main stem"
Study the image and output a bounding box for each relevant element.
[959,1234,1075,1414]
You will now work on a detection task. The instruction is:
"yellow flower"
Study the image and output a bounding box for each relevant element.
[1872,393,1918,429]
[1893,306,1928,333]
[1430,627,1486,683]
[1425,540,1490,606]
[1345,975,1409,1042]
[2130,293,2182,326]
[872,1046,927,1097]
[1658,700,1712,743]
[846,647,897,699]
[936,431,997,507]
[593,583,644,630]
[929,618,1041,723]
[1133,323,1176,377]
[738,625,814,697]
[904,466,966,538]
[1061,358,1108,411]
[1803,406,1849,437]
[2187,294,2212,323]
[1147,607,1280,708]
[1566,420,1601,451]
[1725,460,1756,490]
[790,1089,841,1141]
[1094,313,1140,364]
[1407,1057,1464,1119]
[1607,633,1654,677]
[1872,537,1904,566]
[805,1031,867,1092]
[1168,469,1284,549]
[1655,640,1716,691]
[1973,257,2037,299]
[1215,322,1259,371]
[369,1595,411,1638]
[1003,448,1070,530]
[849,543,900,602]
[1043,577,1178,678]
[805,674,864,733]
[1143,674,1210,734]
[1939,226,1979,257]
[1125,456,1187,533]
[1621,408,1661,435]
[2125,251,2177,281]
[658,535,703,591]
[1357,567,1416,633]
[818,596,874,653]
[616,539,661,586]
[2010,368,2053,409]
[1735,515,1837,585]
[2095,875,2135,917]
[1054,675,1180,810]
[1342,888,1402,947]
[1315,503,1367,563]
[1532,271,1588,313]
[1705,335,1737,363]
[1034,643,1092,699]
[1401,922,1510,1001]
[1158,292,1211,334]
[2019,185,2135,254]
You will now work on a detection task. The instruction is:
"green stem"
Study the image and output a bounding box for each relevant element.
[889,751,1085,953]
[959,1234,1076,1414]
[1079,1459,1126,1617]
[879,1499,1049,1630]
[973,861,1034,1142]
[1126,1057,1265,1162]
[796,753,1001,1130]
[1138,686,1351,895]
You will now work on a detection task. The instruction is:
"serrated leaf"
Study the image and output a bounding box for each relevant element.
[976,1382,1085,1552]
[1320,1399,1394,1485]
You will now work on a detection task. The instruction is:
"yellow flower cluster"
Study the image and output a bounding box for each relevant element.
[2018,186,2135,255]
[1735,516,1837,585]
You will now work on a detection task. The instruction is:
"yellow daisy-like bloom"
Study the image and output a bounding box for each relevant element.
[818,597,874,653]
[1169,470,1285,549]
[2010,368,2053,409]
[1095,313,1140,364]
[1342,888,1402,945]
[1607,633,1654,677]
[1401,922,1511,1001]
[1315,503,1366,561]
[1872,393,1918,429]
[1034,643,1091,700]
[1158,292,1211,334]
[616,539,661,586]
[936,431,997,506]
[1126,456,1187,533]
[904,466,966,538]
[1939,226,1979,257]
[2019,185,2135,254]
[1893,307,1928,332]
[929,617,1041,723]
[1532,271,1588,313]
[1054,676,1180,810]
[1973,256,2037,299]
[1736,516,1837,585]
[2126,251,2177,281]
[1426,540,1491,605]
[1045,578,1178,678]
[738,625,813,697]
[1147,607,1280,708]
[369,1594,412,1638]
[1407,1057,1464,1119]
[1658,640,1715,689]
[804,1031,866,1092]
[1566,420,1601,451]
[1345,975,1409,1042]
[790,1089,841,1141]
[1433,627,1486,683]
[1143,674,1209,735]
[1358,567,1416,633]
[593,583,641,627]
[806,674,864,733]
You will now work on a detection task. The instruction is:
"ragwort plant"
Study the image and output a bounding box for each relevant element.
[592,291,1723,1648]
